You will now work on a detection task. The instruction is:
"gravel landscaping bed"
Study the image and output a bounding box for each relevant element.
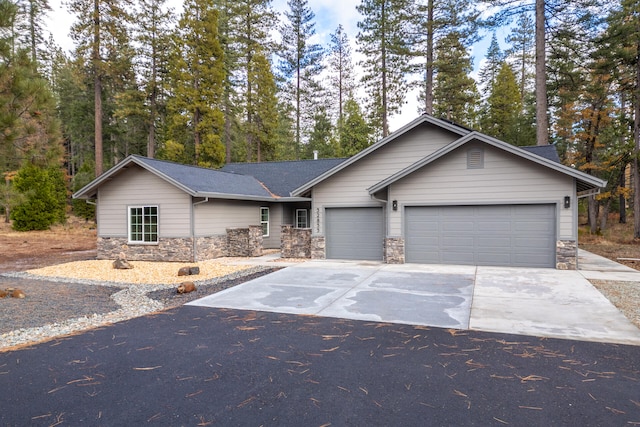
[0,264,279,352]
[590,279,640,328]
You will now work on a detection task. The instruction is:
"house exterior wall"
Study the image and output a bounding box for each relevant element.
[311,124,459,235]
[97,166,192,238]
[194,200,281,249]
[387,143,575,240]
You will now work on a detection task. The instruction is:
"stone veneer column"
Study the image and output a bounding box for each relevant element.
[248,225,264,257]
[311,236,326,259]
[194,235,228,260]
[556,240,577,270]
[384,237,405,264]
[281,225,311,258]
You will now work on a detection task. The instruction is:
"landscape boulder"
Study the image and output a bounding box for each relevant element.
[177,282,196,294]
[178,266,200,276]
[113,252,133,270]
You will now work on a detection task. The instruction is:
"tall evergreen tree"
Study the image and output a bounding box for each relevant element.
[16,0,51,63]
[328,25,355,126]
[135,0,173,158]
[234,0,277,163]
[433,31,479,126]
[505,12,535,101]
[481,61,523,144]
[357,0,412,137]
[278,0,323,158]
[338,98,373,157]
[478,32,504,99]
[164,0,225,167]
[68,0,134,176]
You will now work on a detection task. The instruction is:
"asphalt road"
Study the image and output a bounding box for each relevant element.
[1,305,639,426]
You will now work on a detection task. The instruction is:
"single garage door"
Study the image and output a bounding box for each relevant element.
[326,207,384,260]
[405,204,556,268]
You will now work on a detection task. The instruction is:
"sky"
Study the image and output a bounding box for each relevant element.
[44,0,502,131]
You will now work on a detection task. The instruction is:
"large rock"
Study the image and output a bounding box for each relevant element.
[177,282,196,294]
[113,252,133,269]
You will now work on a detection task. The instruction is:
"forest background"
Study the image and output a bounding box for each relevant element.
[1,0,639,238]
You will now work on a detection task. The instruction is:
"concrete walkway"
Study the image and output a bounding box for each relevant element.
[192,251,640,346]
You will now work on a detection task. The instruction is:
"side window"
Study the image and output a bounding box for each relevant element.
[296,209,308,228]
[260,207,269,237]
[129,206,158,243]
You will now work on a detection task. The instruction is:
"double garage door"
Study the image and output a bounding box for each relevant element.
[405,204,556,268]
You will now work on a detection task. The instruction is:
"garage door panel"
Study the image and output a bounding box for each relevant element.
[326,207,383,261]
[406,205,556,268]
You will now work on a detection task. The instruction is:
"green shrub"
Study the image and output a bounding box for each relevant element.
[10,163,67,231]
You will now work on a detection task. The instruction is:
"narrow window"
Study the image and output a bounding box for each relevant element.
[467,148,484,169]
[296,209,308,228]
[260,207,270,237]
[129,206,158,243]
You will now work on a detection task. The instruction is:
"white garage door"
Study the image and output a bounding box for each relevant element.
[405,205,556,268]
[326,207,384,261]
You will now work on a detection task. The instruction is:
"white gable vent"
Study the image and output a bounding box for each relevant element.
[467,148,484,169]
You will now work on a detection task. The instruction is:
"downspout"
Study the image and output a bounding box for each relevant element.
[191,197,209,262]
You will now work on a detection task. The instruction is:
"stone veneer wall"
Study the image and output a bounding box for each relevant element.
[311,236,326,259]
[556,240,577,270]
[281,225,311,258]
[97,237,193,262]
[195,235,227,261]
[226,226,263,257]
[384,237,405,264]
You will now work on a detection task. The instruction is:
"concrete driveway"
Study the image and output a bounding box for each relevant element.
[189,251,640,346]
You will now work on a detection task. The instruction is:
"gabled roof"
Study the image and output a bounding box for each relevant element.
[291,114,471,196]
[73,155,278,201]
[220,158,346,197]
[367,131,607,196]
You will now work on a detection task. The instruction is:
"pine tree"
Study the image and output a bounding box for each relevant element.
[338,98,373,157]
[278,0,324,158]
[357,0,412,137]
[233,0,277,162]
[482,62,523,144]
[164,0,225,167]
[135,0,174,159]
[413,0,481,115]
[433,31,479,126]
[477,32,504,99]
[505,12,535,101]
[304,107,334,159]
[328,25,355,126]
[68,0,134,176]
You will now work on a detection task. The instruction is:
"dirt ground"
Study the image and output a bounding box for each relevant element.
[578,215,640,271]
[0,217,97,273]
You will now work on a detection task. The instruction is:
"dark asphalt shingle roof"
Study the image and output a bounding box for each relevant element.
[133,156,273,198]
[520,145,561,163]
[220,158,347,197]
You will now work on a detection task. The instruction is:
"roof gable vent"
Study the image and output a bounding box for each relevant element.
[467,148,484,169]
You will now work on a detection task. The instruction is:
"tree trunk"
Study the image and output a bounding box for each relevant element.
[93,0,103,177]
[620,166,627,223]
[381,2,388,137]
[425,0,434,115]
[634,42,640,238]
[535,0,548,146]
[599,199,611,232]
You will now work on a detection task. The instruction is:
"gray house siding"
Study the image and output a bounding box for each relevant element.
[97,166,192,238]
[311,124,460,235]
[387,143,575,239]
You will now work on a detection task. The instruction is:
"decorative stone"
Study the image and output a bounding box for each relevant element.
[98,237,195,262]
[0,289,7,298]
[178,266,191,276]
[177,282,196,294]
[113,252,133,269]
[10,288,25,299]
[556,240,577,270]
[227,227,264,257]
[311,236,326,259]
[189,266,200,275]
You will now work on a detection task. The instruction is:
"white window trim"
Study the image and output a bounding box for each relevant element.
[260,207,270,237]
[128,205,159,245]
[295,209,309,228]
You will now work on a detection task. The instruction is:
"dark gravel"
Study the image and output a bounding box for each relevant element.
[148,268,280,308]
[0,276,120,334]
